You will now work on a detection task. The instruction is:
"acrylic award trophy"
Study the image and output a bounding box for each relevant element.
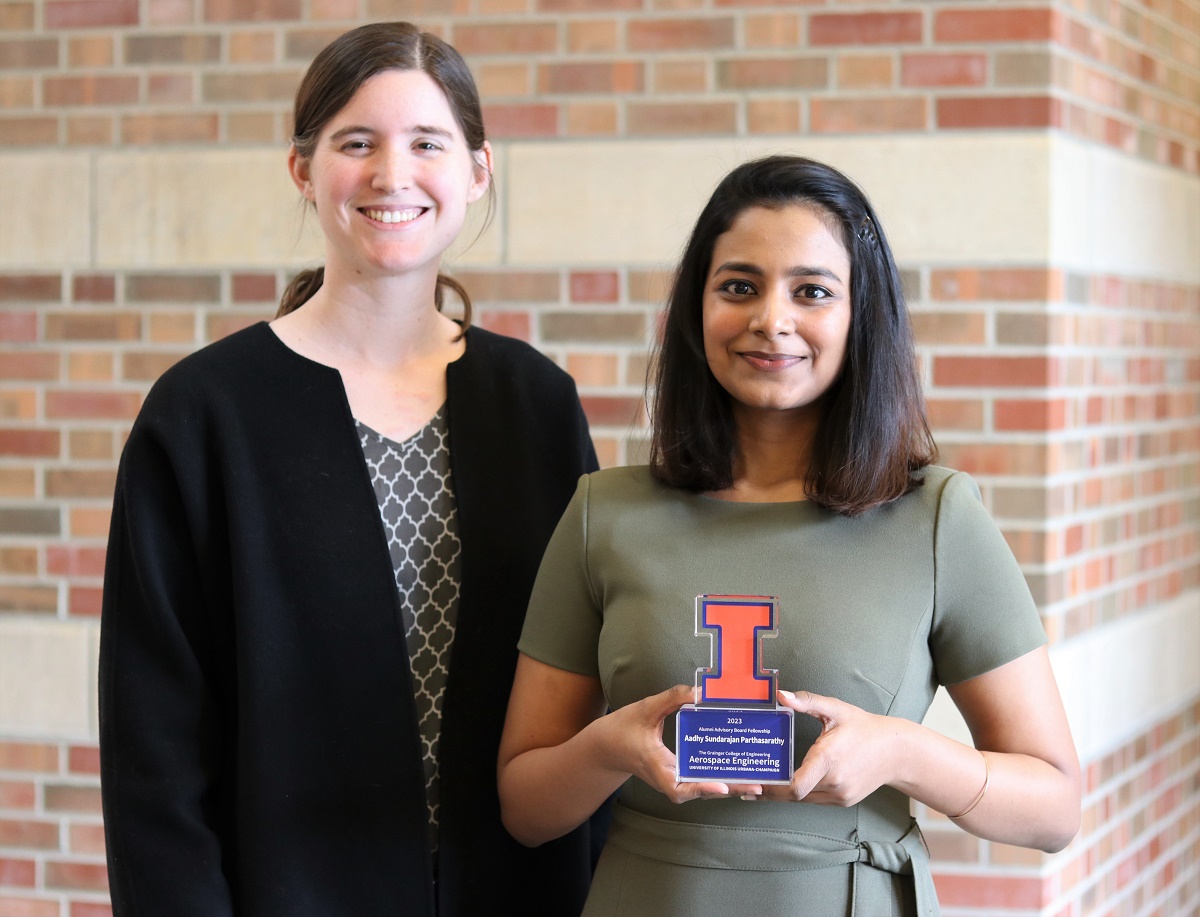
[676,594,793,784]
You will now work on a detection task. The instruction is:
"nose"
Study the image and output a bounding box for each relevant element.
[371,146,410,195]
[748,288,794,339]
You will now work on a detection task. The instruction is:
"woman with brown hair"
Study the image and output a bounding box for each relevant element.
[498,155,1080,915]
[100,23,600,917]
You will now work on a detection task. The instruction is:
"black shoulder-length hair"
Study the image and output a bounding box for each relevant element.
[649,155,937,516]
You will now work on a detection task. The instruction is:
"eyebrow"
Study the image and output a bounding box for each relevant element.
[712,261,844,284]
[327,123,456,142]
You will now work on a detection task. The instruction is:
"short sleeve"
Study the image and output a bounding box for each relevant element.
[517,474,603,677]
[929,471,1048,686]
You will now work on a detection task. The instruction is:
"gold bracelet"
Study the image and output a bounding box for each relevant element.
[949,750,989,819]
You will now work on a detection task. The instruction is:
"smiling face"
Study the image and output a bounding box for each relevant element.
[702,203,852,433]
[289,68,491,283]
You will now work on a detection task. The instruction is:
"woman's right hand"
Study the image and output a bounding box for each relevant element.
[593,683,762,803]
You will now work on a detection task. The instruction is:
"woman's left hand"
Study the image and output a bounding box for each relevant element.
[761,689,905,806]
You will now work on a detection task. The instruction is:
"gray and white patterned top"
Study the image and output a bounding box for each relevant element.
[357,408,461,852]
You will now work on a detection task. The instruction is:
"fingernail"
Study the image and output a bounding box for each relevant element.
[740,794,758,801]
[779,689,796,699]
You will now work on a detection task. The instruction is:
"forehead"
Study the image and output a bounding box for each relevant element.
[711,204,850,268]
[326,68,460,135]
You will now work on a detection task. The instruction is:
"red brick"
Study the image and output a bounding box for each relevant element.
[203,0,301,21]
[934,356,1054,388]
[45,0,138,28]
[0,274,60,302]
[0,858,36,885]
[148,72,194,104]
[627,100,737,135]
[0,38,59,69]
[0,353,59,381]
[229,273,276,304]
[569,272,619,303]
[0,741,58,771]
[536,0,640,10]
[935,8,1058,43]
[0,116,57,145]
[931,268,1061,301]
[580,396,645,427]
[540,61,643,94]
[934,873,1049,908]
[45,860,109,892]
[45,390,141,420]
[0,781,37,809]
[72,275,116,303]
[476,310,531,341]
[69,822,107,855]
[43,75,138,106]
[207,312,271,341]
[811,97,928,132]
[628,18,735,51]
[717,57,828,90]
[902,53,987,87]
[566,353,619,387]
[0,818,58,849]
[481,103,557,138]
[927,398,985,431]
[0,897,60,917]
[69,586,104,617]
[70,507,111,539]
[122,112,219,144]
[0,429,60,457]
[937,95,1062,129]
[810,12,924,46]
[0,311,37,342]
[71,903,114,917]
[68,746,101,775]
[46,546,107,577]
[453,22,558,55]
[995,398,1068,431]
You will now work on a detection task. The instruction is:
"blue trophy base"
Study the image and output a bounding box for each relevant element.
[676,704,794,784]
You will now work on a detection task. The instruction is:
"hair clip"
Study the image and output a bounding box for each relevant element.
[857,216,878,247]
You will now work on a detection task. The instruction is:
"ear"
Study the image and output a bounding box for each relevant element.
[288,145,315,202]
[467,141,494,205]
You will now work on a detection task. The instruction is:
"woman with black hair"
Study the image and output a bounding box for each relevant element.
[497,156,1079,915]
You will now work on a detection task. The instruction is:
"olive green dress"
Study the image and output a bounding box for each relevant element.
[518,465,1047,917]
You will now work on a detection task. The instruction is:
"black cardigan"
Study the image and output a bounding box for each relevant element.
[100,323,600,916]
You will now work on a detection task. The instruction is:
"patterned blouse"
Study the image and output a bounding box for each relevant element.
[357,408,461,852]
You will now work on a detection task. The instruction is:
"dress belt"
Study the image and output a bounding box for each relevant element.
[607,803,939,916]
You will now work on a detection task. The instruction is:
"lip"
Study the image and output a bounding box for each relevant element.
[738,351,807,371]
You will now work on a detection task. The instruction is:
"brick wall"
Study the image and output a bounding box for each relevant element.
[1,1,1198,915]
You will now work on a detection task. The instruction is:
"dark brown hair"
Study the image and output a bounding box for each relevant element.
[277,22,491,327]
[650,155,937,516]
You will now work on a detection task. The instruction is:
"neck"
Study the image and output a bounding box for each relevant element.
[710,408,818,503]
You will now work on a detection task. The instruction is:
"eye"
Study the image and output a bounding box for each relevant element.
[414,139,444,153]
[338,139,371,153]
[719,279,757,297]
[795,284,833,301]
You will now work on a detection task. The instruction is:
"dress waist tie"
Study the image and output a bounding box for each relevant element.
[607,804,939,916]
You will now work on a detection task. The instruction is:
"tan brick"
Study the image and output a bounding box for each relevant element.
[481,102,557,138]
[69,507,112,539]
[68,430,115,461]
[537,0,641,11]
[717,57,827,90]
[0,353,61,381]
[148,311,198,343]
[837,54,895,90]
[454,22,557,55]
[0,4,36,30]
[747,98,801,134]
[628,270,672,304]
[46,312,141,342]
[226,110,278,142]
[45,859,109,892]
[627,100,737,135]
[995,51,1054,88]
[566,353,619,387]
[0,548,37,576]
[0,38,58,69]
[911,311,986,345]
[126,33,221,64]
[44,76,139,107]
[231,30,278,63]
[477,62,531,98]
[148,72,194,104]
[457,270,559,302]
[122,350,186,381]
[744,14,801,48]
[310,0,356,18]
[567,19,618,54]
[204,70,299,102]
[0,468,37,497]
[811,97,927,132]
[67,35,114,68]
[652,60,708,94]
[45,390,142,420]
[122,113,219,144]
[69,822,107,855]
[0,75,33,108]
[206,311,271,341]
[67,115,114,145]
[541,311,646,344]
[0,741,59,772]
[565,101,617,136]
[127,273,221,304]
[45,469,117,499]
